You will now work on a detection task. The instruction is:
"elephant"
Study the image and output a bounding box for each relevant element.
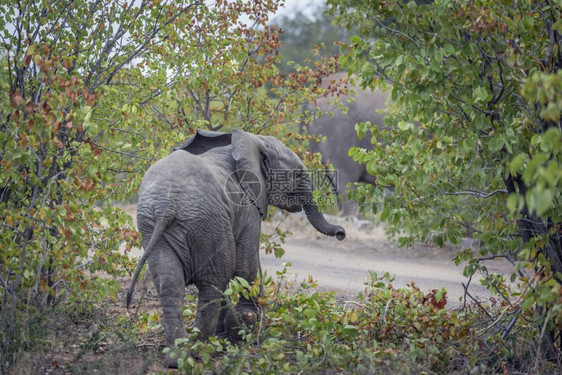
[126,129,345,367]
[303,72,391,215]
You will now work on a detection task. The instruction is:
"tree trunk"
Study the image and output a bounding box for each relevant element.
[505,174,562,359]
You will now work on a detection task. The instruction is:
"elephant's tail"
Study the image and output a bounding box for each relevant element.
[126,218,169,309]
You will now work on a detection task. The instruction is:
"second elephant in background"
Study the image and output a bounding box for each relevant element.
[303,72,391,215]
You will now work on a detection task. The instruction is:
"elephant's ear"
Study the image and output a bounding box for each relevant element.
[231,130,269,219]
[175,130,232,155]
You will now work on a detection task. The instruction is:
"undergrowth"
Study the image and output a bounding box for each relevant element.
[165,265,558,374]
[2,265,559,374]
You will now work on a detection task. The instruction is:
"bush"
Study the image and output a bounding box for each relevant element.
[161,266,555,374]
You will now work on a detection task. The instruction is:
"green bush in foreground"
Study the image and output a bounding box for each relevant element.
[156,266,549,374]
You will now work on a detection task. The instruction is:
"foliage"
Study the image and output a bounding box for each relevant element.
[155,266,551,374]
[261,224,292,259]
[2,268,553,373]
[0,0,339,366]
[327,0,562,357]
[8,0,559,372]
[270,3,356,77]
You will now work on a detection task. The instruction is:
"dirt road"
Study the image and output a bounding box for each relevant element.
[260,214,513,305]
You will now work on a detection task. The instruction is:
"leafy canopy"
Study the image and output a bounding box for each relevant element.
[270,2,356,76]
[328,0,561,354]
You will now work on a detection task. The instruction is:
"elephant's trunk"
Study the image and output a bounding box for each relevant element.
[303,193,346,241]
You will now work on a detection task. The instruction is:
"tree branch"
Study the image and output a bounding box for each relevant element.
[437,187,508,199]
[90,141,155,161]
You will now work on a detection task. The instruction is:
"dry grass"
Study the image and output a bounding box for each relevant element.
[3,277,179,374]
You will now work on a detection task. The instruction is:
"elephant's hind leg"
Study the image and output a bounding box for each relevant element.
[191,232,236,341]
[224,234,261,341]
[193,283,226,340]
[146,245,187,368]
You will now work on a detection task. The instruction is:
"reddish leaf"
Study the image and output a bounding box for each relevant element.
[41,43,50,55]
[86,94,98,106]
[23,54,32,67]
[24,101,35,114]
[11,91,23,106]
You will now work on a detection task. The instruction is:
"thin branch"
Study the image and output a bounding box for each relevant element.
[90,141,155,161]
[438,187,508,199]
[103,1,203,87]
[462,284,493,319]
[501,308,521,339]
[403,177,482,234]
[369,16,420,49]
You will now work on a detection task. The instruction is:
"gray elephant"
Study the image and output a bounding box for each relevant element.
[303,72,391,215]
[127,129,345,367]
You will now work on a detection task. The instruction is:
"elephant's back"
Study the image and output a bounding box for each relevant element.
[137,149,234,222]
[142,149,233,185]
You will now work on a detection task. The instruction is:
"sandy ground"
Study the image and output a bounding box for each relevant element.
[260,213,514,305]
[122,206,514,306]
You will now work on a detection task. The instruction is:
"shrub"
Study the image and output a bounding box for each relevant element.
[162,266,554,374]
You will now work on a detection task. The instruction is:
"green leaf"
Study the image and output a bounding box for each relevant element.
[522,297,534,312]
[472,87,488,102]
[435,289,443,303]
[488,136,505,152]
[510,153,527,176]
[434,234,444,247]
[380,206,391,222]
[303,308,317,318]
[443,43,455,55]
[536,189,553,216]
[523,153,548,184]
[24,268,33,280]
[208,336,220,345]
[274,247,285,258]
[366,160,377,176]
[235,277,250,289]
[507,193,518,213]
[342,324,358,337]
[99,217,109,227]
